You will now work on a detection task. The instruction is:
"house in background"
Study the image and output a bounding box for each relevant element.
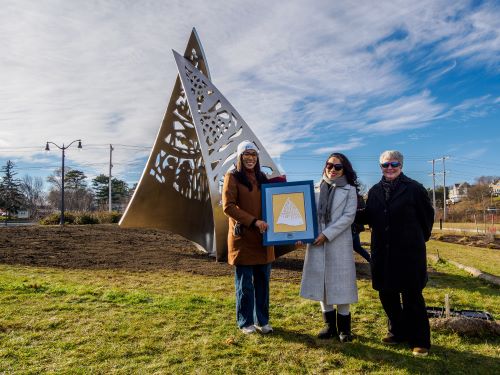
[448,182,470,204]
[16,210,30,219]
[0,209,30,218]
[490,180,500,197]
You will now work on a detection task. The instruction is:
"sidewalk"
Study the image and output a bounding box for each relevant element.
[433,226,499,235]
[0,221,38,227]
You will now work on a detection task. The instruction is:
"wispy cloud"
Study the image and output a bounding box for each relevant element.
[445,95,499,121]
[360,91,445,133]
[461,148,489,160]
[437,3,500,71]
[423,60,457,84]
[314,138,365,154]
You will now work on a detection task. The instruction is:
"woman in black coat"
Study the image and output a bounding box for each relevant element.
[360,150,434,357]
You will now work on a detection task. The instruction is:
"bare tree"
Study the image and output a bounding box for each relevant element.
[20,175,46,218]
[46,168,94,211]
[467,184,492,204]
[475,176,499,185]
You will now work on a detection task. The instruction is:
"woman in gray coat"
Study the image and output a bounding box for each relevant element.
[300,152,359,342]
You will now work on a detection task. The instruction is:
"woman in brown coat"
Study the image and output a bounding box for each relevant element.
[222,140,275,335]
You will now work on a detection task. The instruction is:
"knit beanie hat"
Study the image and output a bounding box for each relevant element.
[236,140,259,158]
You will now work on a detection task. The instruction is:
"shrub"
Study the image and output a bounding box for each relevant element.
[39,213,58,225]
[39,211,122,225]
[94,211,122,224]
[75,213,99,225]
[39,212,76,225]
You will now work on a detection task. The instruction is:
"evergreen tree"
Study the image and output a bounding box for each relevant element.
[0,160,24,217]
[65,169,88,190]
[92,174,130,209]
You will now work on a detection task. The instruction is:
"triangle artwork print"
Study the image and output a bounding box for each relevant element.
[273,193,307,233]
[277,198,304,226]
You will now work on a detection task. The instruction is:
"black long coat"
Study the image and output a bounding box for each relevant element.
[361,174,434,292]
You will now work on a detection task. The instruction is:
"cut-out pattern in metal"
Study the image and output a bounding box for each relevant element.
[120,28,280,260]
[148,83,209,202]
[173,51,278,188]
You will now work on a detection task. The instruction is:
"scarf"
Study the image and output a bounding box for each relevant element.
[380,173,403,201]
[318,175,348,224]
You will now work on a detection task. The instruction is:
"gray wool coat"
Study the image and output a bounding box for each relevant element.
[300,183,359,305]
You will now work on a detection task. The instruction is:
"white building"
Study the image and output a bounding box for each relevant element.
[17,210,30,219]
[448,182,470,204]
[490,180,500,197]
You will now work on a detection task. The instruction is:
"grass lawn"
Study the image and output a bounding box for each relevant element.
[426,240,500,276]
[0,260,498,374]
[359,232,499,276]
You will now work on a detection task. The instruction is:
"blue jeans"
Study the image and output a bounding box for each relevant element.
[234,263,272,328]
[353,232,371,262]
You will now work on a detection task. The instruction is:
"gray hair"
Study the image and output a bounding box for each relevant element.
[379,150,404,165]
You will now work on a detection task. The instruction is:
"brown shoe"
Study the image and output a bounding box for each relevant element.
[412,347,429,357]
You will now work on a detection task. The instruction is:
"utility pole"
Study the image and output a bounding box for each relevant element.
[45,140,82,225]
[435,156,450,222]
[441,156,449,221]
[109,144,113,212]
[431,156,449,223]
[428,159,437,220]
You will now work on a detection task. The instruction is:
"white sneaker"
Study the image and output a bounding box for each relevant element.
[240,325,256,334]
[255,324,273,334]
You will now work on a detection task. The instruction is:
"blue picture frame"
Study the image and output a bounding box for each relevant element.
[261,180,318,246]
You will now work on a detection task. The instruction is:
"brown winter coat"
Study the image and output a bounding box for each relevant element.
[222,171,275,266]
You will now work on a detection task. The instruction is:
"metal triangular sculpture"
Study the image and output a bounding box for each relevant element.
[119,28,280,260]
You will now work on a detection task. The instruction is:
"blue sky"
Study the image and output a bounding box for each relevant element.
[0,0,499,191]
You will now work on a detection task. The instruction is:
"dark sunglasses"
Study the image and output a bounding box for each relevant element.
[381,161,401,168]
[325,162,343,171]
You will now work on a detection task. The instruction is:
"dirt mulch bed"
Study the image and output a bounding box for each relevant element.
[431,234,500,250]
[431,317,500,337]
[0,224,372,281]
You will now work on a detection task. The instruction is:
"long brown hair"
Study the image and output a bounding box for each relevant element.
[232,155,268,191]
[325,152,360,192]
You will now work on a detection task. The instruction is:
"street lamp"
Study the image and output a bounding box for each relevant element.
[45,140,82,225]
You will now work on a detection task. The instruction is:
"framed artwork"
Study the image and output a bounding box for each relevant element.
[261,180,318,245]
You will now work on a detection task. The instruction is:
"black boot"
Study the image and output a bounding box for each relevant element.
[337,312,352,343]
[318,310,337,339]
